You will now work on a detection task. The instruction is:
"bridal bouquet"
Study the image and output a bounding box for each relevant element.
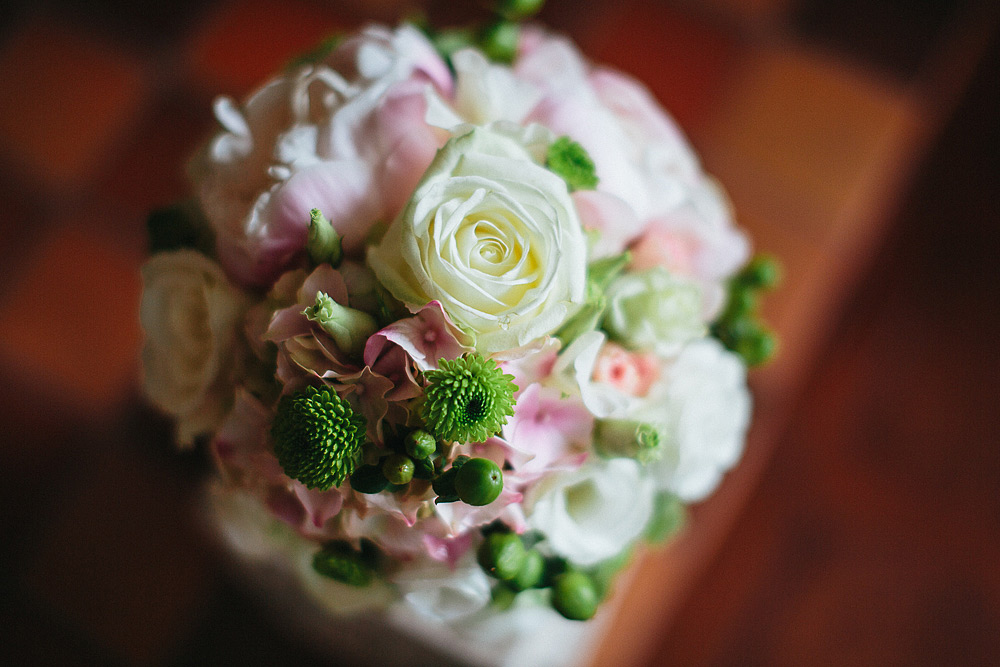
[140,0,775,646]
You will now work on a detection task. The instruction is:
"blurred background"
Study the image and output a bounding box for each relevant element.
[0,0,997,665]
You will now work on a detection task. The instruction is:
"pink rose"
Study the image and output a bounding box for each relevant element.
[591,343,660,397]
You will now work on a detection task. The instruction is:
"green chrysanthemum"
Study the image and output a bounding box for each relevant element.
[422,354,517,444]
[271,386,366,490]
[546,136,598,191]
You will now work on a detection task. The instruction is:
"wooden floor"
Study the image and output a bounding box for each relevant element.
[0,1,997,665]
[653,28,1000,665]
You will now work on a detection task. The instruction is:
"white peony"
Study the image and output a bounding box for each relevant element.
[140,250,249,446]
[636,338,751,501]
[525,457,653,566]
[367,125,588,353]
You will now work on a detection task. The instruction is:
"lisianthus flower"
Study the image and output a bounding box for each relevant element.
[603,267,706,356]
[525,457,654,566]
[389,552,492,623]
[265,264,357,382]
[632,338,751,501]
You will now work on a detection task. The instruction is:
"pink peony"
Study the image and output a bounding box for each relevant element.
[196,25,452,288]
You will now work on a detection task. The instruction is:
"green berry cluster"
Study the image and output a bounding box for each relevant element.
[478,529,620,621]
[712,254,781,367]
[271,386,367,490]
[311,540,379,587]
[348,429,438,495]
[346,429,504,508]
[421,354,516,445]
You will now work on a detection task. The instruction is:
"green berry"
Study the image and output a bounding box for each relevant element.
[312,542,373,587]
[541,556,569,588]
[738,254,781,290]
[491,583,518,610]
[349,464,388,494]
[411,455,436,481]
[382,454,414,486]
[509,549,545,591]
[421,354,517,444]
[431,467,460,503]
[271,386,366,490]
[723,285,756,321]
[480,20,519,64]
[551,571,598,621]
[405,430,437,460]
[735,325,777,367]
[455,457,504,506]
[498,0,546,20]
[477,531,526,580]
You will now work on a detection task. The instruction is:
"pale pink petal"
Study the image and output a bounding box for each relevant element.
[373,301,475,372]
[502,384,594,473]
[572,190,644,256]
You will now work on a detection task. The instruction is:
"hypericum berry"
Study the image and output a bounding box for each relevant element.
[382,453,415,486]
[737,254,781,290]
[551,571,599,621]
[477,531,526,581]
[509,549,546,591]
[312,541,373,587]
[479,19,519,64]
[271,386,366,490]
[421,354,517,444]
[405,430,437,460]
[454,457,504,506]
[349,464,388,494]
[490,583,518,610]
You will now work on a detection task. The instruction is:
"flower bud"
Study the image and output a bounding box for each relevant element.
[304,291,377,358]
[593,419,662,464]
[306,208,343,267]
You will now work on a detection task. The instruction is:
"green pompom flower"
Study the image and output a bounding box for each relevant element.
[421,355,517,444]
[271,386,367,490]
[546,136,598,191]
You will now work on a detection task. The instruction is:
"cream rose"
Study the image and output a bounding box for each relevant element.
[140,250,249,446]
[367,125,587,354]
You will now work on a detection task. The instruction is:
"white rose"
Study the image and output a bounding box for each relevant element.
[636,338,751,501]
[526,458,653,566]
[368,125,588,353]
[603,267,706,356]
[140,250,248,446]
